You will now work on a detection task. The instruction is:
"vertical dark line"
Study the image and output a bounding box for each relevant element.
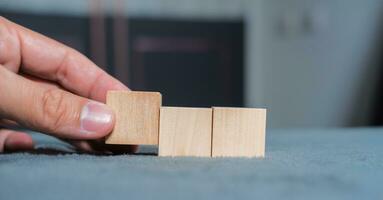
[157,105,162,150]
[89,0,107,70]
[210,107,214,157]
[113,0,130,85]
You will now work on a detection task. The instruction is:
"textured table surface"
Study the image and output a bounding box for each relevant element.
[1,128,382,200]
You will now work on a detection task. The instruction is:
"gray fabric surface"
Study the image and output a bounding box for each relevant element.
[1,128,382,200]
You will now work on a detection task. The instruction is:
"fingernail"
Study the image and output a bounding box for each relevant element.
[80,102,114,134]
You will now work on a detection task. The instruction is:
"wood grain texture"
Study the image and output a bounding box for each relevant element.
[212,107,266,157]
[158,107,212,157]
[105,91,161,145]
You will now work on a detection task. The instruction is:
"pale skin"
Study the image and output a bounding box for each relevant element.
[0,17,136,153]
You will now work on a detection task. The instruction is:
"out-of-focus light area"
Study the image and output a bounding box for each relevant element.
[1,0,383,128]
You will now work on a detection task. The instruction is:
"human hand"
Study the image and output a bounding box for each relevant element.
[0,17,136,154]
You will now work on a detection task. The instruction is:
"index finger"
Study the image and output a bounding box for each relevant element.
[1,17,128,102]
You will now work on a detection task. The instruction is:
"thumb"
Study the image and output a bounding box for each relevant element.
[0,66,114,139]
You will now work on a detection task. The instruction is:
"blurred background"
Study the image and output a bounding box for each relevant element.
[1,0,383,128]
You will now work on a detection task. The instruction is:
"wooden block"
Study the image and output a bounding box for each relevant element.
[158,107,212,157]
[105,91,161,145]
[212,107,266,157]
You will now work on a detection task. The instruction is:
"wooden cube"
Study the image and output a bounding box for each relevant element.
[212,107,266,157]
[158,107,212,157]
[105,91,161,145]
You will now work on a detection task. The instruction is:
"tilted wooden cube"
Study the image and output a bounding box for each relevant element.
[105,91,161,145]
[212,107,266,157]
[158,107,212,157]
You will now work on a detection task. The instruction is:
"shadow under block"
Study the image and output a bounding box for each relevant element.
[212,107,266,158]
[105,91,162,145]
[158,107,212,157]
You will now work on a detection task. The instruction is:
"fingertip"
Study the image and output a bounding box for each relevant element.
[4,132,34,152]
[88,74,130,103]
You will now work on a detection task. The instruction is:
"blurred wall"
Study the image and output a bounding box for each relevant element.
[1,0,383,128]
[246,0,383,128]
